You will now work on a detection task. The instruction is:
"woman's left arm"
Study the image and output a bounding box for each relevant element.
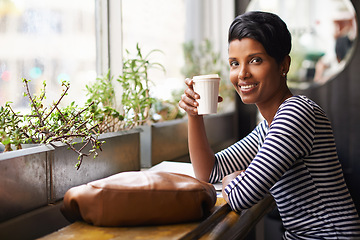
[224,98,316,211]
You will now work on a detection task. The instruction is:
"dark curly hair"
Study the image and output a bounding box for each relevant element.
[228,11,292,64]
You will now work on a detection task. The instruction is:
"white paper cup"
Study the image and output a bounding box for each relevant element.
[193,74,220,115]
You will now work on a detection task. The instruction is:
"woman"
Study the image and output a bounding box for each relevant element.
[179,11,360,239]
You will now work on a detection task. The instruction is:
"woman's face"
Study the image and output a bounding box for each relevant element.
[228,38,288,106]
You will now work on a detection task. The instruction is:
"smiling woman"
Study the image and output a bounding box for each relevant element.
[179,10,360,239]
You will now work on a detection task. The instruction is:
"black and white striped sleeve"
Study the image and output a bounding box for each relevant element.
[208,123,261,183]
[224,98,316,211]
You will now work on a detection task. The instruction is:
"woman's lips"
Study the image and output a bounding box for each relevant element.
[240,83,258,92]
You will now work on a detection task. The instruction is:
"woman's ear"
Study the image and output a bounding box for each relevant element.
[280,55,291,75]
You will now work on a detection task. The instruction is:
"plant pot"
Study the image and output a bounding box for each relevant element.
[49,129,141,202]
[150,112,237,167]
[0,129,141,222]
[0,144,53,222]
[138,125,152,168]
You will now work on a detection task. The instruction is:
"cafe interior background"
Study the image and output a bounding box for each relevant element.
[0,0,359,239]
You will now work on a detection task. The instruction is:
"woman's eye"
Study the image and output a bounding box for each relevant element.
[250,57,262,64]
[230,61,239,67]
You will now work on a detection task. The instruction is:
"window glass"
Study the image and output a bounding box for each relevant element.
[121,0,186,101]
[0,0,96,111]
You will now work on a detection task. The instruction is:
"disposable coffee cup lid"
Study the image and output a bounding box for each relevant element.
[193,74,220,80]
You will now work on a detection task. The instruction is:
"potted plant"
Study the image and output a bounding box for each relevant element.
[0,76,141,222]
[106,43,169,168]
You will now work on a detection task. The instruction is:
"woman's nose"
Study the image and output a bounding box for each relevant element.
[238,68,250,80]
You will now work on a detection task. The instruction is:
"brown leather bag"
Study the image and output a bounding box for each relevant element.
[61,171,217,226]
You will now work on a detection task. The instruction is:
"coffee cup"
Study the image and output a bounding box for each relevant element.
[192,74,220,115]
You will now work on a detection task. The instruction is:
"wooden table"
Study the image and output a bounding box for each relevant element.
[39,198,228,240]
[39,196,275,240]
[39,221,199,240]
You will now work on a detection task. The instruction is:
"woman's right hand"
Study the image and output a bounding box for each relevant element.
[178,78,200,116]
[179,78,223,116]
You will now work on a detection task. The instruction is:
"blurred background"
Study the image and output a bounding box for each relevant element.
[0,0,355,112]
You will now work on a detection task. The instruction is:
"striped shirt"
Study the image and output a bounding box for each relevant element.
[209,95,360,239]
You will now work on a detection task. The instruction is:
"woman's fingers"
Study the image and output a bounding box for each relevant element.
[179,93,198,115]
[182,92,198,107]
[184,78,193,87]
[179,78,201,115]
[185,87,200,101]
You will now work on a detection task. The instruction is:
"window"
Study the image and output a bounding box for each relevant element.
[0,0,235,113]
[120,0,235,108]
[0,0,96,111]
[120,0,186,101]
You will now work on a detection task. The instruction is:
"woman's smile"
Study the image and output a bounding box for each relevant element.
[239,83,258,91]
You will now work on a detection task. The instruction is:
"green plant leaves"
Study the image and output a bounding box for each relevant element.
[0,78,103,170]
[117,44,165,128]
